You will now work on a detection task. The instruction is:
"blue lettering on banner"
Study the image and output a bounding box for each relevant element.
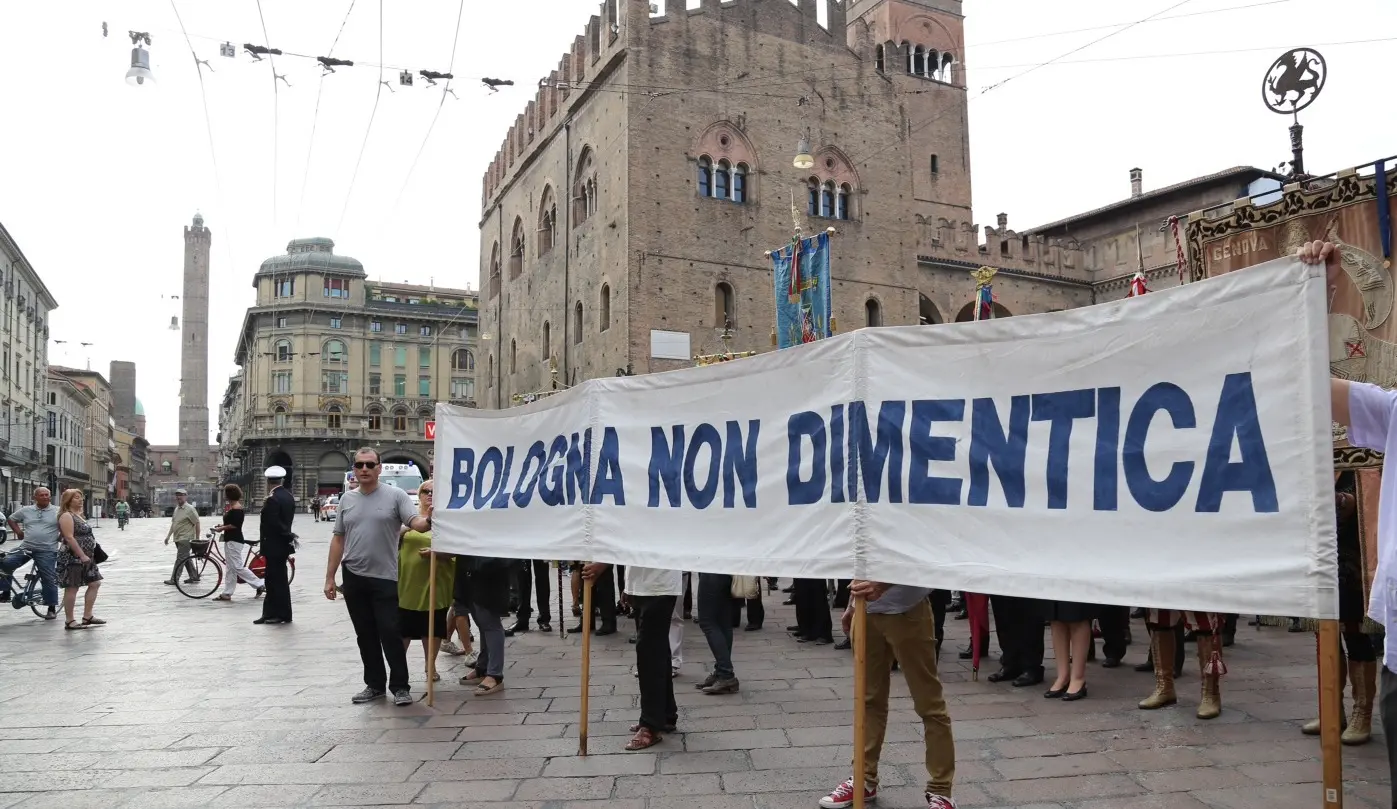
[441,374,1280,515]
[968,396,1028,507]
[1031,389,1096,510]
[787,411,827,505]
[908,399,963,505]
[1123,383,1195,512]
[591,427,626,506]
[1195,372,1278,513]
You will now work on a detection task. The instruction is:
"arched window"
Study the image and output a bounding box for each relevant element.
[865,298,883,327]
[697,156,713,197]
[451,349,474,371]
[732,163,747,204]
[903,41,913,74]
[323,339,346,364]
[509,218,525,279]
[807,177,821,216]
[326,405,342,430]
[574,301,583,344]
[274,339,292,362]
[821,181,835,218]
[488,354,494,386]
[161,460,172,473]
[574,147,596,226]
[542,321,551,359]
[392,408,408,433]
[600,283,611,332]
[715,160,730,200]
[510,338,517,373]
[939,52,954,82]
[538,186,558,255]
[875,44,885,73]
[367,407,383,431]
[913,46,926,76]
[273,405,287,428]
[488,242,501,299]
[715,282,735,328]
[836,184,851,220]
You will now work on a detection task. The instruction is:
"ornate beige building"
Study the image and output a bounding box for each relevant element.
[219,238,479,504]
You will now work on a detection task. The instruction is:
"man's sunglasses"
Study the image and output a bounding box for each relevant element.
[354,461,379,469]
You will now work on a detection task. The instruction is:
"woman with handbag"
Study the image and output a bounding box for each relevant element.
[56,489,103,630]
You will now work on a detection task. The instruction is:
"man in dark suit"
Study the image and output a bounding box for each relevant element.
[256,466,296,625]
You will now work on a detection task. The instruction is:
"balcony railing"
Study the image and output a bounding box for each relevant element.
[242,426,370,441]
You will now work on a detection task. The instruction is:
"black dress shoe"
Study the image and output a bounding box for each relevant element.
[813,637,833,645]
[507,621,531,635]
[1011,671,1043,687]
[834,638,851,650]
[568,624,586,634]
[744,624,761,631]
[987,668,1020,683]
[596,625,616,637]
[1062,685,1088,702]
[253,617,283,625]
[958,645,973,660]
[1044,686,1067,698]
[954,609,968,620]
[538,620,552,632]
[1102,658,1122,669]
[1134,657,1154,673]
[787,625,802,632]
[782,586,795,594]
[782,599,796,606]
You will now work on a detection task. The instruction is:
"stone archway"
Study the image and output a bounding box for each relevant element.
[954,301,1013,322]
[317,451,351,496]
[919,293,944,325]
[265,450,295,488]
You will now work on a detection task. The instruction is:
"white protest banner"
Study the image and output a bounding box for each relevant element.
[434,257,1337,618]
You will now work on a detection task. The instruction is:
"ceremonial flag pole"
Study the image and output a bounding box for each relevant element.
[964,267,997,680]
[851,596,868,809]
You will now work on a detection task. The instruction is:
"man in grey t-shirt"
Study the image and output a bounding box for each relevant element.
[3,488,62,617]
[326,447,429,706]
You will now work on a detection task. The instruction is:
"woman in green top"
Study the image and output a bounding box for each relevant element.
[399,481,454,682]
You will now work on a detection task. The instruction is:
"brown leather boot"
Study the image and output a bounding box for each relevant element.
[1342,660,1375,745]
[1138,629,1177,710]
[1196,634,1222,720]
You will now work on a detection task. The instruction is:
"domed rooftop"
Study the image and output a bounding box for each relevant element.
[133,398,145,416]
[255,237,366,282]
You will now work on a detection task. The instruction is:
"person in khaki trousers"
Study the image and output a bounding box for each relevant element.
[163,490,201,585]
[820,581,957,809]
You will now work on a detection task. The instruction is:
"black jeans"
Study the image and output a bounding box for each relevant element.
[697,573,735,679]
[342,567,409,693]
[634,595,678,731]
[1097,605,1131,662]
[260,551,292,622]
[587,565,618,629]
[514,559,551,624]
[794,578,832,641]
[742,591,764,629]
[992,595,1044,675]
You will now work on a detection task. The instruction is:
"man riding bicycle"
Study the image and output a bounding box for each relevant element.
[116,500,129,530]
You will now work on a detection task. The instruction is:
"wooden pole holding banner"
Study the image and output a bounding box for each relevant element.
[851,596,868,809]
[1318,619,1343,807]
[579,578,595,756]
[426,550,437,708]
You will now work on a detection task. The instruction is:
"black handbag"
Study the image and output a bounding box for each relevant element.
[92,543,109,565]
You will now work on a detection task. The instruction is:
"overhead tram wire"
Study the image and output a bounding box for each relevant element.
[254,0,280,227]
[335,0,385,238]
[295,0,357,235]
[383,0,466,234]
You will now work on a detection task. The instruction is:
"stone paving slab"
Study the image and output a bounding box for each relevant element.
[0,514,1390,808]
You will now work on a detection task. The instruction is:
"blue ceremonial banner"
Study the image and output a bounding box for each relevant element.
[771,231,833,349]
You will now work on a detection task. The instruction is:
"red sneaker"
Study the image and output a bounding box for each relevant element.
[925,793,957,809]
[819,778,877,809]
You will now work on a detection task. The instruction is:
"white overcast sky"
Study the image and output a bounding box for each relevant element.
[0,0,1390,445]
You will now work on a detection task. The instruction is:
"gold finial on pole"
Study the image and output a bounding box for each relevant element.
[970,266,998,288]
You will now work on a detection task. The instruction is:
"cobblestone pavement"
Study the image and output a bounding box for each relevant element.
[0,513,1390,808]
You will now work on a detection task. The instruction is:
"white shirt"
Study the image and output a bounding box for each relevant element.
[624,566,683,597]
[1346,382,1397,664]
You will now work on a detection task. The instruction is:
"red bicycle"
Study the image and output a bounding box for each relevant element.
[179,532,297,599]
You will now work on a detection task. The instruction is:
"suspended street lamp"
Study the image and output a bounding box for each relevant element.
[126,31,154,86]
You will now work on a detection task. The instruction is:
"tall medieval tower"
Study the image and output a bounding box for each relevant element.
[179,213,211,482]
